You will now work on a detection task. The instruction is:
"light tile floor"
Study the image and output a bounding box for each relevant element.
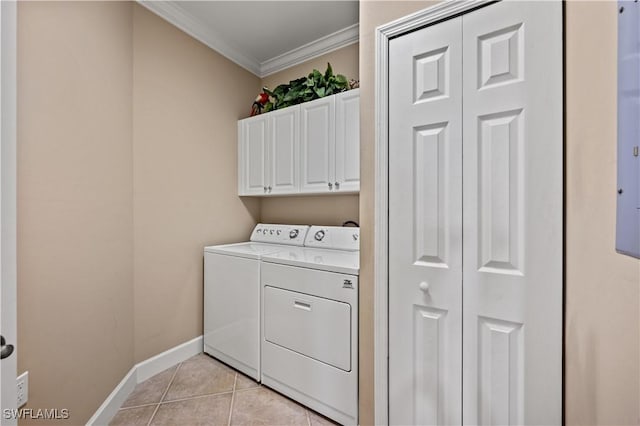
[109,353,338,426]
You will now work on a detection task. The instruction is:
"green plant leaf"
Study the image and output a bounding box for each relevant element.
[324,62,333,80]
[263,87,275,97]
[262,62,350,111]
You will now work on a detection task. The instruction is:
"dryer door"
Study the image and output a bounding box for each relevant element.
[264,286,351,371]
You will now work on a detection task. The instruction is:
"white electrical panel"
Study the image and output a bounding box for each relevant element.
[617,0,640,258]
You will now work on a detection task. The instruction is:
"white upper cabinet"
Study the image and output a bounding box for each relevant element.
[238,115,268,196]
[238,89,360,196]
[300,96,336,193]
[238,108,298,196]
[334,89,360,192]
[269,107,299,194]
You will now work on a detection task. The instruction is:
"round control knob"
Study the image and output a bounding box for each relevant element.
[314,230,326,241]
[269,230,274,235]
[419,281,430,292]
[276,230,281,235]
[289,229,299,239]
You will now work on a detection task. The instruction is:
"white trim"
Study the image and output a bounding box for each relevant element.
[373,22,389,426]
[373,1,494,425]
[136,1,261,76]
[0,1,18,423]
[136,1,358,78]
[86,336,203,426]
[136,335,203,383]
[85,367,137,426]
[260,24,359,78]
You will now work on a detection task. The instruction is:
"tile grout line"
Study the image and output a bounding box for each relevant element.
[144,403,160,426]
[233,384,261,394]
[159,363,182,403]
[227,373,238,426]
[117,402,161,411]
[159,390,234,405]
[146,362,182,426]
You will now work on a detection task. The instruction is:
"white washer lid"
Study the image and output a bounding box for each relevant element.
[261,246,360,275]
[204,242,292,260]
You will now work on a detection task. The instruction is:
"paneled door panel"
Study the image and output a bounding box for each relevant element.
[240,116,268,195]
[300,96,335,193]
[389,17,463,425]
[462,2,563,425]
[269,107,299,194]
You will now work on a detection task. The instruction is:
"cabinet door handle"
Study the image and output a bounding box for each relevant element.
[335,182,340,189]
[268,186,272,192]
[328,182,333,190]
[263,186,267,192]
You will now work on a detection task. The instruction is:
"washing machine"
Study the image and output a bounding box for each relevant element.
[203,223,309,380]
[260,225,359,425]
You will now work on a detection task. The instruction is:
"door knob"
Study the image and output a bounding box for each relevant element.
[1,335,14,360]
[419,281,430,292]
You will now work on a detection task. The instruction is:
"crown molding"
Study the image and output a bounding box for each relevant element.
[137,0,262,76]
[137,1,358,79]
[259,23,359,78]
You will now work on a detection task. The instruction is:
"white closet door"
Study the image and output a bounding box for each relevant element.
[461,1,563,425]
[388,17,463,426]
[269,107,299,194]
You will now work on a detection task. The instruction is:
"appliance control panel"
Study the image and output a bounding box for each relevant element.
[250,224,309,246]
[304,226,360,251]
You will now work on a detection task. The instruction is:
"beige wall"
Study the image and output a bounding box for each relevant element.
[259,44,360,226]
[132,4,260,363]
[261,42,359,91]
[565,2,640,424]
[17,2,261,423]
[260,194,359,226]
[18,2,640,425]
[17,2,135,423]
[359,1,640,425]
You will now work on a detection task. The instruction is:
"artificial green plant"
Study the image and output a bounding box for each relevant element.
[262,63,349,112]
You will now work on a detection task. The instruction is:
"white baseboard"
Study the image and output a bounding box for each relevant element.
[85,367,137,426]
[86,335,203,426]
[136,336,203,383]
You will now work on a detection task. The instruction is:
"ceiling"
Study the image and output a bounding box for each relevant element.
[139,1,359,77]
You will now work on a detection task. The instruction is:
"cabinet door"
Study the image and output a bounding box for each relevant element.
[239,115,268,196]
[300,96,335,193]
[269,107,299,194]
[334,89,360,192]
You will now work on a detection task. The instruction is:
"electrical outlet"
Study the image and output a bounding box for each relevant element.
[16,371,28,408]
